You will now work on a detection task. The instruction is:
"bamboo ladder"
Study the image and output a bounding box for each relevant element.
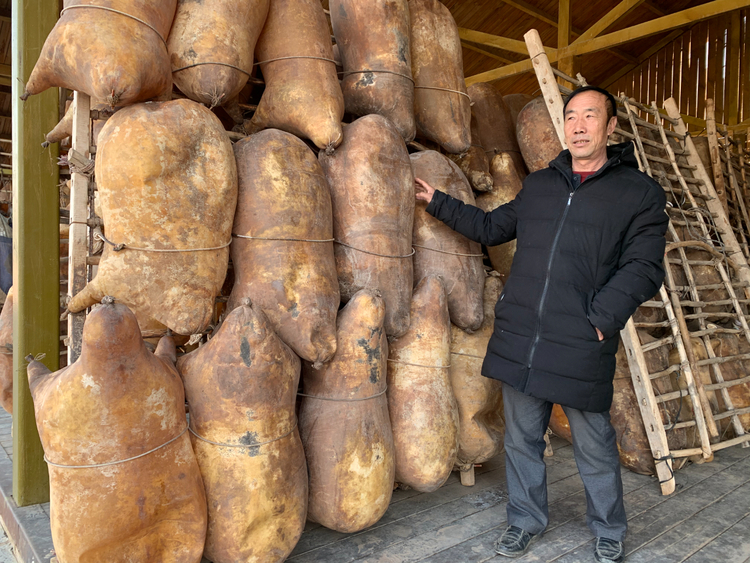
[524,29,750,495]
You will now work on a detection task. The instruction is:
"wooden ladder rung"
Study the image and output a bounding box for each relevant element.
[640,335,675,353]
[649,364,682,381]
[712,405,750,423]
[634,320,671,328]
[696,353,750,368]
[704,374,750,392]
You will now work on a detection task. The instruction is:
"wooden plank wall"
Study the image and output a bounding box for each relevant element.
[608,10,748,148]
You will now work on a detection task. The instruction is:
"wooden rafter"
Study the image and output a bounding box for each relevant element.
[558,0,571,50]
[458,27,553,56]
[557,0,576,85]
[494,0,640,64]
[574,0,646,42]
[562,0,750,60]
[461,42,515,65]
[466,0,750,85]
[502,0,557,27]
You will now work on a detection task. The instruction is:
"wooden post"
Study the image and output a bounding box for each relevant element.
[524,29,567,147]
[459,465,475,487]
[11,0,59,505]
[67,92,91,364]
[706,99,729,216]
[557,0,577,89]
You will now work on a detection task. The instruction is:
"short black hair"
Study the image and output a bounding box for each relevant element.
[563,86,618,122]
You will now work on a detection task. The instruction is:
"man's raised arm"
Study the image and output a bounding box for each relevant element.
[415,178,520,247]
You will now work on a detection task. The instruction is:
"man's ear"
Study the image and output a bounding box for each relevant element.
[606,116,617,136]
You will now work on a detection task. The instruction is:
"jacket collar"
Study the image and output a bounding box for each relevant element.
[549,141,637,179]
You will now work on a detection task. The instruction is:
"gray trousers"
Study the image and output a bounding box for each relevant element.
[502,383,627,541]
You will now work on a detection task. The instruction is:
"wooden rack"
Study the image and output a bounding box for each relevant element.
[525,28,750,496]
[706,103,750,260]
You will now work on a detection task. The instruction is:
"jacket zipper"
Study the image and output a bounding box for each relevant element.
[520,187,575,393]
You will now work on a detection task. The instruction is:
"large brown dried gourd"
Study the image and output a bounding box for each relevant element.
[411,150,484,331]
[475,153,524,281]
[248,0,344,150]
[23,1,176,106]
[331,0,415,141]
[388,276,458,492]
[0,288,12,414]
[517,96,563,173]
[504,93,534,129]
[228,129,338,366]
[450,273,505,471]
[177,301,307,563]
[299,289,395,533]
[26,300,207,563]
[410,0,470,153]
[319,114,414,337]
[168,0,270,108]
[448,112,493,193]
[468,83,525,175]
[66,99,237,336]
[712,334,750,431]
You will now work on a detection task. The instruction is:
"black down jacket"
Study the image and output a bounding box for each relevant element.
[426,142,668,412]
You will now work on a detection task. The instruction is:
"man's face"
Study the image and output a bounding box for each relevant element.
[563,91,617,167]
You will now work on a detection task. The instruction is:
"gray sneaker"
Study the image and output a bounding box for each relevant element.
[494,525,539,558]
[594,537,625,563]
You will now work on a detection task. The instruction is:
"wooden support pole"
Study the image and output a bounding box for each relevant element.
[557,0,576,88]
[11,0,59,506]
[524,29,567,147]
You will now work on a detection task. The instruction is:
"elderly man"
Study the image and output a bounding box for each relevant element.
[415,86,667,563]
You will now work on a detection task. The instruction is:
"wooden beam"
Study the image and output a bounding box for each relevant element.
[467,1,750,84]
[602,29,684,87]
[574,0,647,42]
[643,1,667,17]
[502,0,640,64]
[725,10,741,125]
[558,0,571,49]
[461,41,515,65]
[458,28,555,56]
[728,117,750,131]
[561,0,750,60]
[12,0,57,506]
[466,59,534,85]
[0,62,10,87]
[557,0,576,87]
[502,0,557,27]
